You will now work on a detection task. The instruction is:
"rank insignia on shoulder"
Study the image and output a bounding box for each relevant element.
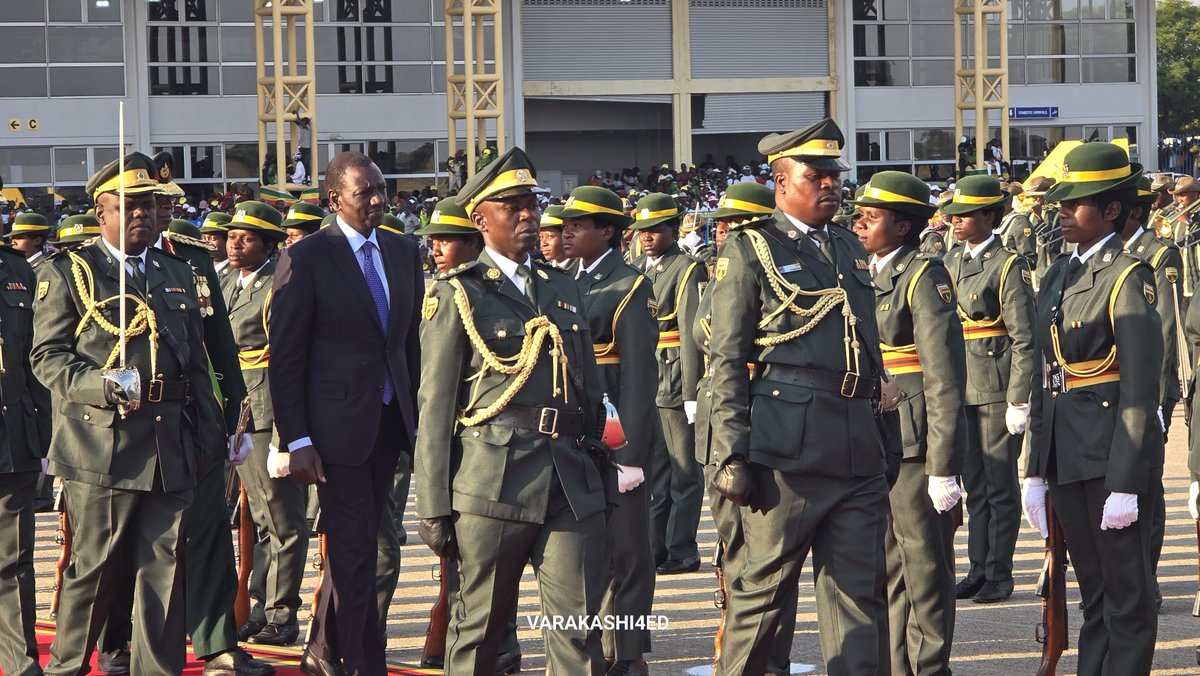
[1021,269,1032,285]
[5,282,26,291]
[1071,320,1082,328]
[855,259,870,270]
[648,298,659,317]
[778,263,802,274]
[1102,252,1113,263]
[935,282,953,303]
[422,294,439,320]
[1166,267,1179,283]
[537,269,549,280]
[1024,227,1032,237]
[485,268,501,280]
[555,300,577,313]
[715,258,729,281]
[1143,281,1155,304]
[37,281,48,300]
[879,303,890,311]
[968,293,978,300]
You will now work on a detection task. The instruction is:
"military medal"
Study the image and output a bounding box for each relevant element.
[536,269,549,280]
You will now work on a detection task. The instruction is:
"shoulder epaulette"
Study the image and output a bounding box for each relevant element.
[434,260,479,281]
[532,258,572,278]
[164,230,217,253]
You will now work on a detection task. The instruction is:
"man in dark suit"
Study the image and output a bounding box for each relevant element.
[269,152,421,676]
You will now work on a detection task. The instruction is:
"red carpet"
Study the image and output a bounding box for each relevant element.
[34,620,440,675]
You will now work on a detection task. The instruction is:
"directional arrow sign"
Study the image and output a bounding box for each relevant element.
[26,119,38,131]
[7,119,19,132]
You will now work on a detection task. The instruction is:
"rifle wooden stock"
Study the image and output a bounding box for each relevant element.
[713,558,728,666]
[421,557,451,668]
[50,510,71,620]
[234,486,253,629]
[1035,493,1068,676]
[304,530,327,645]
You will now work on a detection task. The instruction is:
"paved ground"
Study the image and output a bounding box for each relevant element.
[30,409,1200,674]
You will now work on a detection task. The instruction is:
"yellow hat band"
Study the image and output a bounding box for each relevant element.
[1138,189,1155,198]
[952,193,1006,205]
[466,168,539,215]
[60,225,100,237]
[379,224,404,235]
[285,211,322,221]
[862,186,929,207]
[10,224,49,232]
[718,197,774,215]
[636,207,680,221]
[432,212,473,228]
[768,138,843,163]
[231,212,284,233]
[1062,165,1131,183]
[563,198,625,217]
[92,168,157,197]
[541,215,563,226]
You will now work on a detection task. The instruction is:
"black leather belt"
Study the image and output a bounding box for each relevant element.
[483,405,584,437]
[144,378,189,403]
[758,364,880,399]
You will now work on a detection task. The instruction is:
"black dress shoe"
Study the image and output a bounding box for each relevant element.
[955,575,985,600]
[606,659,649,676]
[98,647,131,675]
[203,647,276,676]
[247,623,300,646]
[300,649,345,676]
[237,619,267,642]
[494,647,522,675]
[973,579,1015,603]
[656,556,701,575]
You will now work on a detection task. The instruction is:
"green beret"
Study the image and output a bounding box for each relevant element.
[416,197,477,237]
[454,147,538,215]
[940,175,1008,215]
[558,186,634,229]
[709,182,776,220]
[1043,142,1142,203]
[227,200,287,242]
[758,117,850,172]
[86,152,160,200]
[200,212,232,234]
[628,193,683,230]
[281,202,325,233]
[852,171,936,220]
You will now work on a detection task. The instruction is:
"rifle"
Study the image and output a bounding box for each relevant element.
[420,557,451,668]
[229,399,254,628]
[50,483,70,620]
[712,541,728,668]
[304,510,325,644]
[1169,268,1193,400]
[1035,492,1068,676]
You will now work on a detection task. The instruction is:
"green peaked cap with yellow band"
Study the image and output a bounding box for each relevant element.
[558,186,634,229]
[86,152,160,201]
[628,192,683,230]
[6,212,51,239]
[539,204,565,230]
[454,147,539,216]
[53,213,100,245]
[281,202,325,233]
[416,197,476,237]
[709,181,776,220]
[379,214,406,236]
[227,200,287,242]
[168,218,204,240]
[1135,176,1156,205]
[320,213,336,229]
[940,175,1009,215]
[200,212,232,234]
[851,171,937,219]
[758,117,851,172]
[1043,142,1142,202]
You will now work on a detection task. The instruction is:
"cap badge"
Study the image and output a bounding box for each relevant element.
[516,170,530,181]
[1061,163,1070,180]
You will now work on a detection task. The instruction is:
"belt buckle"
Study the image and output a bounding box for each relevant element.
[839,372,859,398]
[147,378,165,403]
[537,407,559,435]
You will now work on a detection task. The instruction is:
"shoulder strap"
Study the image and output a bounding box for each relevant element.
[656,261,699,322]
[1107,260,1143,334]
[904,259,933,309]
[594,274,646,355]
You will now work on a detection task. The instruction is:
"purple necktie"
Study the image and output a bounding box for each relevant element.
[362,241,395,404]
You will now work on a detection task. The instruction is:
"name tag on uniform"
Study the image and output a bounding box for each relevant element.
[778,263,803,274]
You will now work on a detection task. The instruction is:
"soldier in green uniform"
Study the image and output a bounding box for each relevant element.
[852,171,967,675]
[220,203,310,648]
[540,204,579,274]
[0,236,50,676]
[200,212,232,273]
[1022,142,1162,676]
[558,185,658,675]
[629,192,708,574]
[415,148,612,675]
[918,216,947,257]
[939,175,1037,604]
[32,153,227,675]
[995,182,1038,269]
[52,214,101,252]
[709,119,893,675]
[280,202,323,249]
[5,213,53,270]
[1026,176,1062,291]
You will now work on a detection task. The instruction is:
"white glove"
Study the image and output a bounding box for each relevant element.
[615,464,645,493]
[684,400,697,425]
[228,433,252,466]
[1005,403,1029,436]
[927,475,962,513]
[1100,492,1138,530]
[1189,481,1199,521]
[1021,477,1049,538]
[39,458,48,475]
[1158,406,1166,433]
[267,443,291,478]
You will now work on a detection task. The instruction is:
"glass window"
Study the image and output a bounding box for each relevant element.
[153,147,187,179]
[1081,56,1134,83]
[93,147,119,172]
[148,26,217,63]
[370,26,432,62]
[1,68,49,97]
[220,26,258,62]
[221,66,257,95]
[1008,58,1026,85]
[149,66,216,95]
[915,129,955,161]
[856,132,883,162]
[1008,24,1024,56]
[316,26,361,62]
[854,60,910,87]
[0,147,53,185]
[1007,127,1029,160]
[219,0,255,22]
[48,26,124,63]
[49,0,83,23]
[192,146,222,179]
[1080,0,1105,19]
[854,25,909,58]
[1082,126,1107,142]
[911,59,952,86]
[852,0,907,21]
[1026,0,1080,20]
[433,63,447,94]
[1026,57,1079,84]
[366,141,437,175]
[54,148,88,183]
[0,27,48,64]
[87,0,121,22]
[363,0,433,22]
[886,131,912,161]
[224,144,260,179]
[910,0,945,20]
[910,24,951,57]
[1108,0,1132,19]
[1024,23,1078,55]
[5,3,45,21]
[915,163,955,182]
[1080,23,1133,55]
[49,66,124,96]
[317,65,363,94]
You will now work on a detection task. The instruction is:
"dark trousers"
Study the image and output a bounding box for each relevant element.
[649,405,702,564]
[1050,477,1157,676]
[46,480,192,676]
[308,406,403,676]
[375,465,411,642]
[962,402,1021,582]
[601,479,655,660]
[187,462,241,658]
[0,472,40,676]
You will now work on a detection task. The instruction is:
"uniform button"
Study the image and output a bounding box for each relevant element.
[1050,392,1058,398]
[987,351,994,356]
[572,324,578,331]
[17,302,23,307]
[837,273,844,280]
[1,405,6,412]
[1102,401,1110,408]
[772,389,780,397]
[155,415,163,422]
[705,392,711,398]
[180,304,186,310]
[147,293,152,298]
[83,413,90,420]
[472,431,480,438]
[704,340,710,346]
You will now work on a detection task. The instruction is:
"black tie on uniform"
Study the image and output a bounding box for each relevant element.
[809,228,832,263]
[126,256,146,292]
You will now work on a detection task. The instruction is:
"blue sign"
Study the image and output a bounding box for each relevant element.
[1009,106,1059,119]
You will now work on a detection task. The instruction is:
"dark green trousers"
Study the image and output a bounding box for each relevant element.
[46,480,192,676]
[1050,476,1157,676]
[446,477,606,676]
[187,462,241,658]
[886,462,957,676]
[962,402,1021,583]
[600,479,655,660]
[376,465,410,641]
[0,472,40,676]
[717,465,889,676]
[649,405,702,564]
